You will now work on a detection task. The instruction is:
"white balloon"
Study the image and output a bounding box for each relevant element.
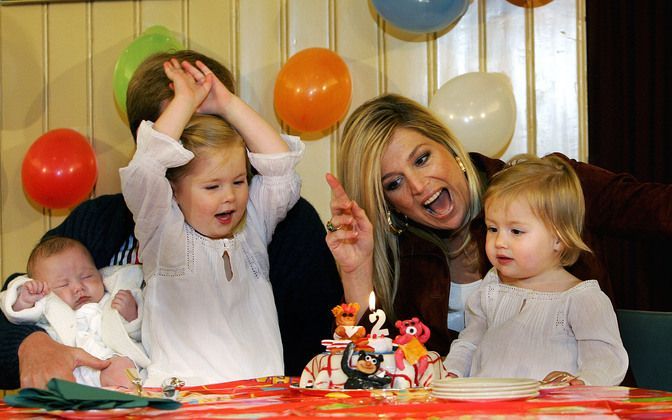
[430,72,516,157]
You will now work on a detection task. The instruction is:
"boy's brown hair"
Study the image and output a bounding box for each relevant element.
[126,49,235,140]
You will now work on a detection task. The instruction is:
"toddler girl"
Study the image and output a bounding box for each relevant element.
[443,154,628,385]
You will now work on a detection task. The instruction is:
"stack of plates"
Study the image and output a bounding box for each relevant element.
[432,377,540,401]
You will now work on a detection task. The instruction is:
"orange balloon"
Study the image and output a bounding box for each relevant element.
[274,48,352,133]
[21,128,98,209]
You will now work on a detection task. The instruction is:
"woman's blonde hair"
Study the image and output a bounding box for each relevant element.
[166,114,251,235]
[338,94,483,317]
[483,153,592,266]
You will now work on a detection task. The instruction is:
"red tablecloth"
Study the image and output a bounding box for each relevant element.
[3,376,672,418]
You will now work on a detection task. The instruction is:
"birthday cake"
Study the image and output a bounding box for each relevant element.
[298,302,447,390]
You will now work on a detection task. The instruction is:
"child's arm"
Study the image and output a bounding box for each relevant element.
[181,60,288,154]
[153,58,212,140]
[12,281,49,312]
[568,287,629,386]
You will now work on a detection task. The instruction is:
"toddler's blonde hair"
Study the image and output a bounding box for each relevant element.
[484,153,592,266]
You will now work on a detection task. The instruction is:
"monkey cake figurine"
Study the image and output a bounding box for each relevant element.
[341,342,392,389]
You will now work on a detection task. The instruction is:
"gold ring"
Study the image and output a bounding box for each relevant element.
[326,220,341,232]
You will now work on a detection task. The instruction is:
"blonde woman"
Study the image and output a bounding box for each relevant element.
[326,93,672,355]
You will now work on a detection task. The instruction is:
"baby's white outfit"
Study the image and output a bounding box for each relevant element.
[120,121,303,387]
[443,268,628,386]
[0,265,149,387]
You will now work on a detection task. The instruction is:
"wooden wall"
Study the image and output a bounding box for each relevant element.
[0,0,585,279]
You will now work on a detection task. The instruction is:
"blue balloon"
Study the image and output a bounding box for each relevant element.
[372,0,469,34]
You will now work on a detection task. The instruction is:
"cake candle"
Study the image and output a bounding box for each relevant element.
[368,291,389,337]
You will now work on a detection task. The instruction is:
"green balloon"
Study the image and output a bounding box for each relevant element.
[113,27,183,116]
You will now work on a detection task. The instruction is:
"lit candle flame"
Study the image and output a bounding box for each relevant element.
[368,291,376,312]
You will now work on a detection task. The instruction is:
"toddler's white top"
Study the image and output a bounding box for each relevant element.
[443,268,628,386]
[120,121,303,387]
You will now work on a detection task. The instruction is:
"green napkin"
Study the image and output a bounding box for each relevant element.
[4,378,181,411]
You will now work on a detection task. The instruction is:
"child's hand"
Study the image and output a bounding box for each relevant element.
[542,371,585,386]
[181,60,234,117]
[13,280,49,311]
[163,58,212,114]
[111,290,138,322]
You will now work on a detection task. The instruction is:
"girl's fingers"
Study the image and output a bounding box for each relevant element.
[194,60,213,76]
[181,60,205,81]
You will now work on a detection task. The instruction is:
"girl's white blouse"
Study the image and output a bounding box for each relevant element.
[442,268,628,386]
[120,121,304,386]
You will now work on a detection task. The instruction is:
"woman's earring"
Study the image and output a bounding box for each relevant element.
[386,210,408,235]
[455,155,467,173]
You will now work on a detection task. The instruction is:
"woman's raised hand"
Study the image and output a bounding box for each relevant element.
[325,173,374,315]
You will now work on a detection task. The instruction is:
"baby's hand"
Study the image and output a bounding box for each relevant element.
[542,371,585,386]
[181,60,234,117]
[112,290,138,322]
[13,280,49,311]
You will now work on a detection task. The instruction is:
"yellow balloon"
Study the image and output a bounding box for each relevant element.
[430,72,516,157]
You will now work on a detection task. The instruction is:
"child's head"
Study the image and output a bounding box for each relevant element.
[126,49,235,141]
[27,236,105,310]
[483,154,591,277]
[167,114,250,240]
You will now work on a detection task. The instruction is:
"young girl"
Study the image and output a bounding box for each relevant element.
[120,59,303,386]
[442,154,628,386]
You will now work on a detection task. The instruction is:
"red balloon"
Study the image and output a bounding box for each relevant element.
[21,128,98,209]
[274,48,352,132]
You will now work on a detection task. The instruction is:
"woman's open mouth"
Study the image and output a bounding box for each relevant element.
[423,188,453,216]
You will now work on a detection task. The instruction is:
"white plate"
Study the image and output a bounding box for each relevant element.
[433,377,539,389]
[433,383,540,393]
[432,390,539,402]
[433,388,539,398]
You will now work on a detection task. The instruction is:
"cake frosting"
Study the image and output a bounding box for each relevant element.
[299,347,446,389]
[299,304,447,390]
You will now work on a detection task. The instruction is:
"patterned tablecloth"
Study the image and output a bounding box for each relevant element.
[2,376,672,418]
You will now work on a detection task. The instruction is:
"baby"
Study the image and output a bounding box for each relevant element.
[0,236,149,389]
